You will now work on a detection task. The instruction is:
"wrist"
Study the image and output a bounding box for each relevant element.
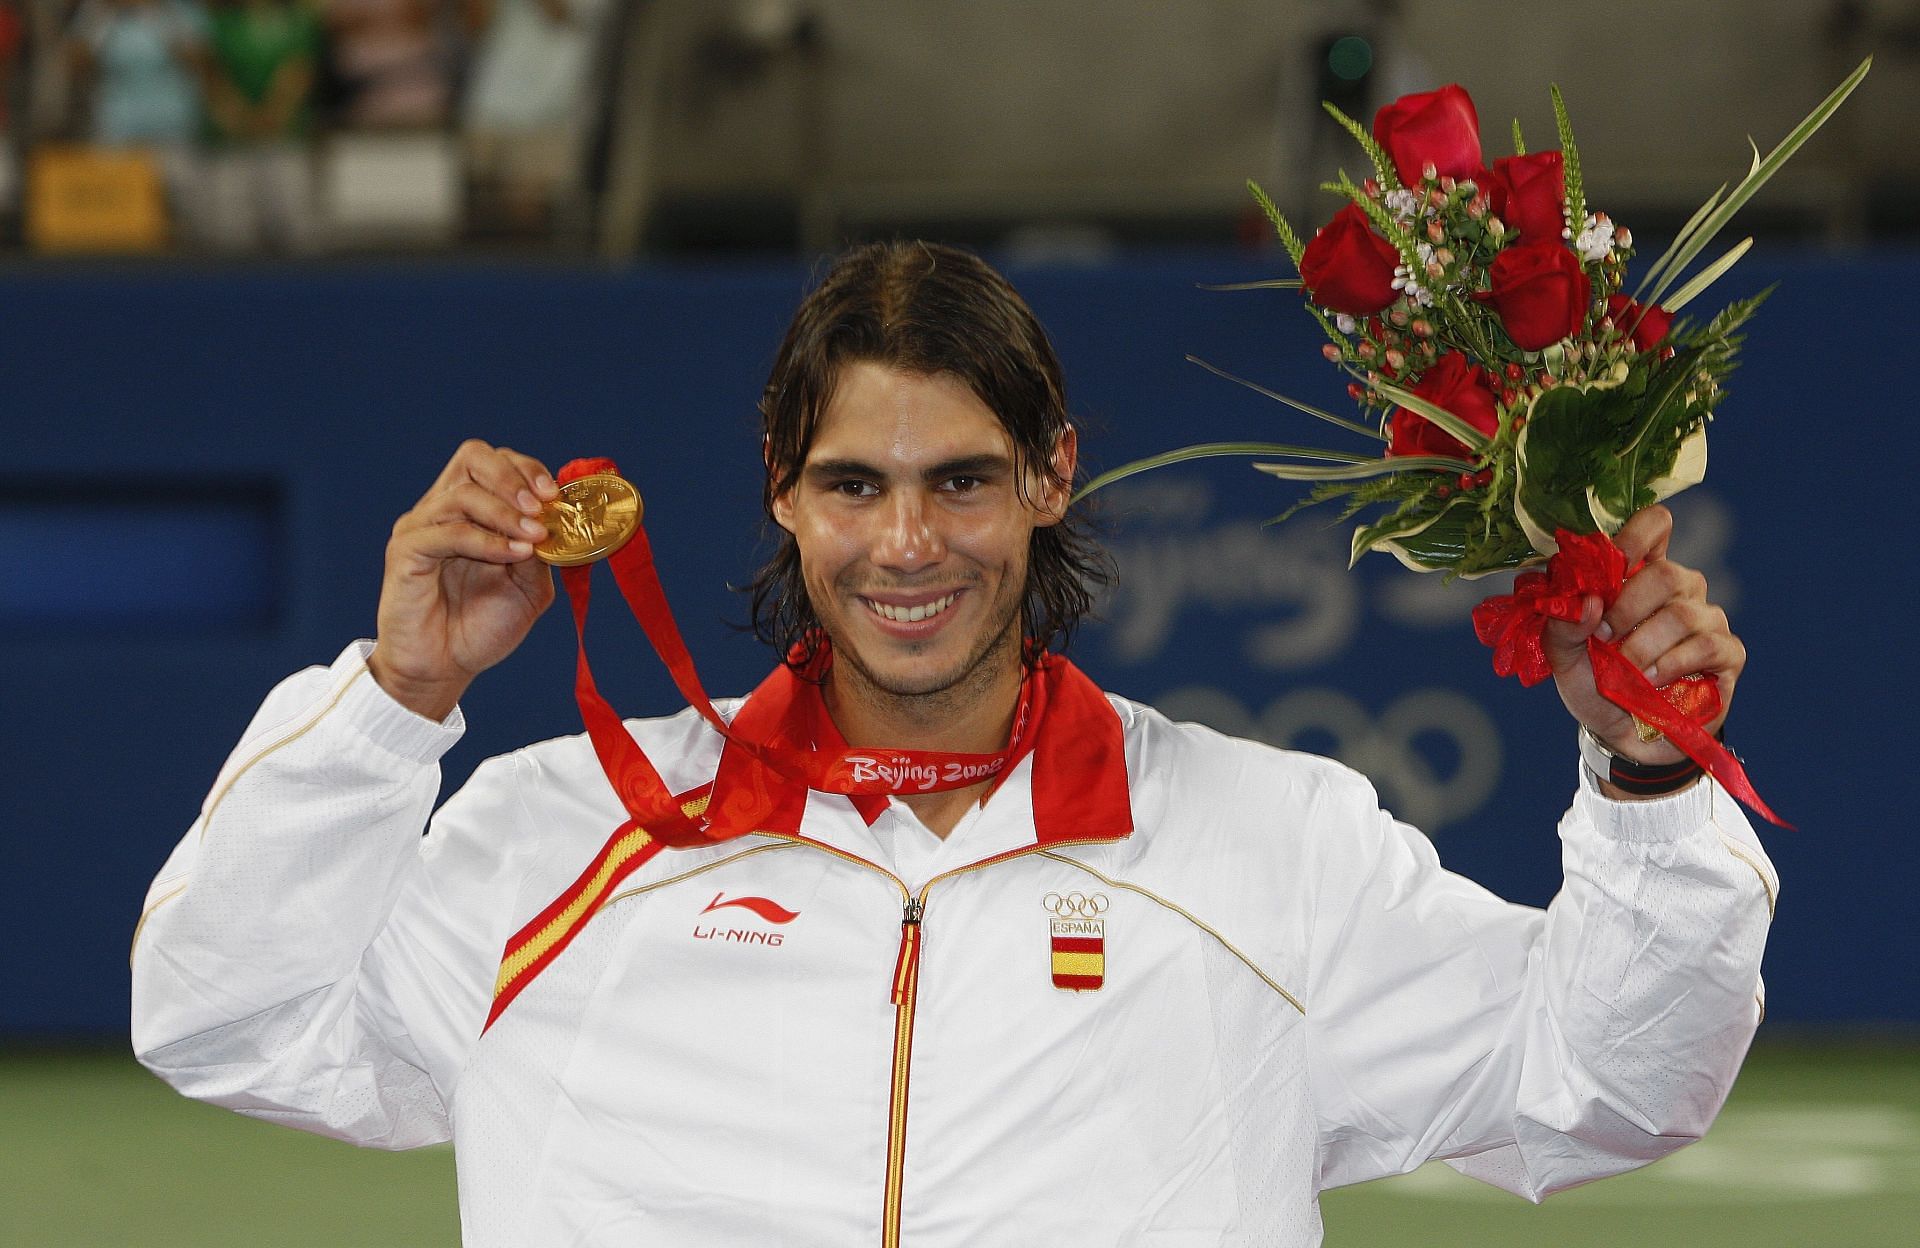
[365,647,467,722]
[1579,725,1711,799]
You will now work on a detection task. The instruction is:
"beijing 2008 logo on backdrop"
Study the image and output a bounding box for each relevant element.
[1044,892,1108,991]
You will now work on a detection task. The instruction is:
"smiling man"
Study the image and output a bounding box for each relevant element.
[132,241,1776,1246]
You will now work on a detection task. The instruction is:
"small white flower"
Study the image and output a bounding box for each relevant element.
[1574,213,1615,262]
[1384,188,1421,222]
[1390,266,1435,307]
[1335,313,1358,333]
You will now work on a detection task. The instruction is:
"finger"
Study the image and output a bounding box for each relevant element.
[460,445,556,515]
[1612,503,1673,568]
[495,446,559,503]
[1614,598,1726,676]
[1640,629,1746,693]
[419,438,499,507]
[1542,593,1604,672]
[418,441,557,512]
[508,551,559,602]
[1602,558,1705,641]
[395,518,536,566]
[416,480,549,544]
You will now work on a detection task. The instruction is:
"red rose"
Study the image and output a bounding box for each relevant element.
[1605,294,1674,353]
[1299,202,1400,316]
[1475,241,1591,350]
[1373,85,1481,185]
[1487,151,1565,243]
[1387,351,1500,459]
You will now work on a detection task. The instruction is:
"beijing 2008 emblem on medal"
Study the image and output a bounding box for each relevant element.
[1045,891,1107,992]
[533,473,643,567]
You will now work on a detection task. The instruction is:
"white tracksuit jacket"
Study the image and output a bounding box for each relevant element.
[132,642,1777,1246]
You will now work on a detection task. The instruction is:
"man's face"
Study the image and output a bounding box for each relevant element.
[770,361,1073,704]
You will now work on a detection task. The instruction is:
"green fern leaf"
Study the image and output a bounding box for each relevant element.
[1550,84,1585,228]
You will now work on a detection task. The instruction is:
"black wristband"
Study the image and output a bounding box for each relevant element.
[1578,727,1716,796]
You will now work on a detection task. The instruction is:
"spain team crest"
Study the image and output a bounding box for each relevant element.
[1044,891,1108,991]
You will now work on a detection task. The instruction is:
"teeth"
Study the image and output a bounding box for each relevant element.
[867,593,957,623]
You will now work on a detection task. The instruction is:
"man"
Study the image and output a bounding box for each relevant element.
[133,241,1774,1246]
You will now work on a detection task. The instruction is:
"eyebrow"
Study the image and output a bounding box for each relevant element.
[804,453,1015,483]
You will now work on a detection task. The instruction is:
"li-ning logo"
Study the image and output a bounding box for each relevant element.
[692,892,798,947]
[1044,891,1108,991]
[844,753,1006,792]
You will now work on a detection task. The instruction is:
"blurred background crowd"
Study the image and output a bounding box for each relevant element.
[0,0,622,253]
[0,0,1912,261]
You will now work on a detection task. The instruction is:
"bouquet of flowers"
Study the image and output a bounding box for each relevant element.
[1083,59,1870,581]
[1080,62,1870,827]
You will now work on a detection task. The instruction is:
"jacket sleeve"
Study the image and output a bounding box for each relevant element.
[130,642,529,1150]
[1305,760,1776,1199]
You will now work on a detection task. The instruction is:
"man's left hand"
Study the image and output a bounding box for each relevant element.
[1542,504,1744,767]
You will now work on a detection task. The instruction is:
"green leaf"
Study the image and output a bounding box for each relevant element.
[1550,84,1586,228]
[1371,378,1492,453]
[1187,355,1385,441]
[1196,278,1304,291]
[1644,56,1871,310]
[1511,118,1526,157]
[1661,236,1753,313]
[1321,100,1401,191]
[1074,442,1368,502]
[1350,497,1534,575]
[1679,287,1772,350]
[1378,507,1483,572]
[1247,179,1307,269]
[1633,183,1728,302]
[1350,502,1456,568]
[1512,383,1636,550]
[1253,454,1466,482]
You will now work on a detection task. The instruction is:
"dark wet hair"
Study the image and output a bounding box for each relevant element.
[747,240,1111,667]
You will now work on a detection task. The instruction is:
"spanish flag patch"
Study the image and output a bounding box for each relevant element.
[1045,891,1108,991]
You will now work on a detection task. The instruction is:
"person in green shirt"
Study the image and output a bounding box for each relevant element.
[204,0,323,250]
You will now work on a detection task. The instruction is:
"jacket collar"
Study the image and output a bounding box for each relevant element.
[706,645,1132,849]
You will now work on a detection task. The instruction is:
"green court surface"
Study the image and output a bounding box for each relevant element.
[3,1041,1915,1246]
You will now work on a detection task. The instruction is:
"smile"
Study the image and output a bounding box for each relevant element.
[863,593,959,624]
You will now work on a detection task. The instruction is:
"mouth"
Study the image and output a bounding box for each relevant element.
[861,592,960,625]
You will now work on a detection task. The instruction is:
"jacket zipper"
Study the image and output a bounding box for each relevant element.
[882,895,925,1248]
[765,831,1125,1247]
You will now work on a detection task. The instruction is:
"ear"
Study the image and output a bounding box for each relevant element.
[767,438,799,535]
[1032,424,1077,527]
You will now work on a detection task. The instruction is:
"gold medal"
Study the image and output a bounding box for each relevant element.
[533,473,643,567]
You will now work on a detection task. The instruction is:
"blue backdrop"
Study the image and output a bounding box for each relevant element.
[3,248,1912,1036]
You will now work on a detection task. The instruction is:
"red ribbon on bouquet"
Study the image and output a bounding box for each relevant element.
[1471,528,1789,828]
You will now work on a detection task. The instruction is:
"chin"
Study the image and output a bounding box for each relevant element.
[832,615,1021,702]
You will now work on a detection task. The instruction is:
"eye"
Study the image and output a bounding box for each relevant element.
[832,479,879,499]
[941,475,985,494]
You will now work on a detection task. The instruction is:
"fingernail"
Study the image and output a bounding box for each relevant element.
[518,490,540,513]
[519,516,546,538]
[1643,663,1659,682]
[509,539,533,556]
[536,475,557,496]
[1595,620,1614,641]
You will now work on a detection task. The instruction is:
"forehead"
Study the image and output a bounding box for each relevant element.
[805,361,1014,466]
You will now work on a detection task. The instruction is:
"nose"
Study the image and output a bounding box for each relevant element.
[871,489,946,572]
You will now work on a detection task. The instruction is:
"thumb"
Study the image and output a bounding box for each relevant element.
[1541,594,1603,674]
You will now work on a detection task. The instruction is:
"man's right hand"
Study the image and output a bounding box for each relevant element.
[366,440,559,720]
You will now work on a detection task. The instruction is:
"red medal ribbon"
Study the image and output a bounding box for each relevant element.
[1471,528,1788,827]
[553,457,1126,846]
